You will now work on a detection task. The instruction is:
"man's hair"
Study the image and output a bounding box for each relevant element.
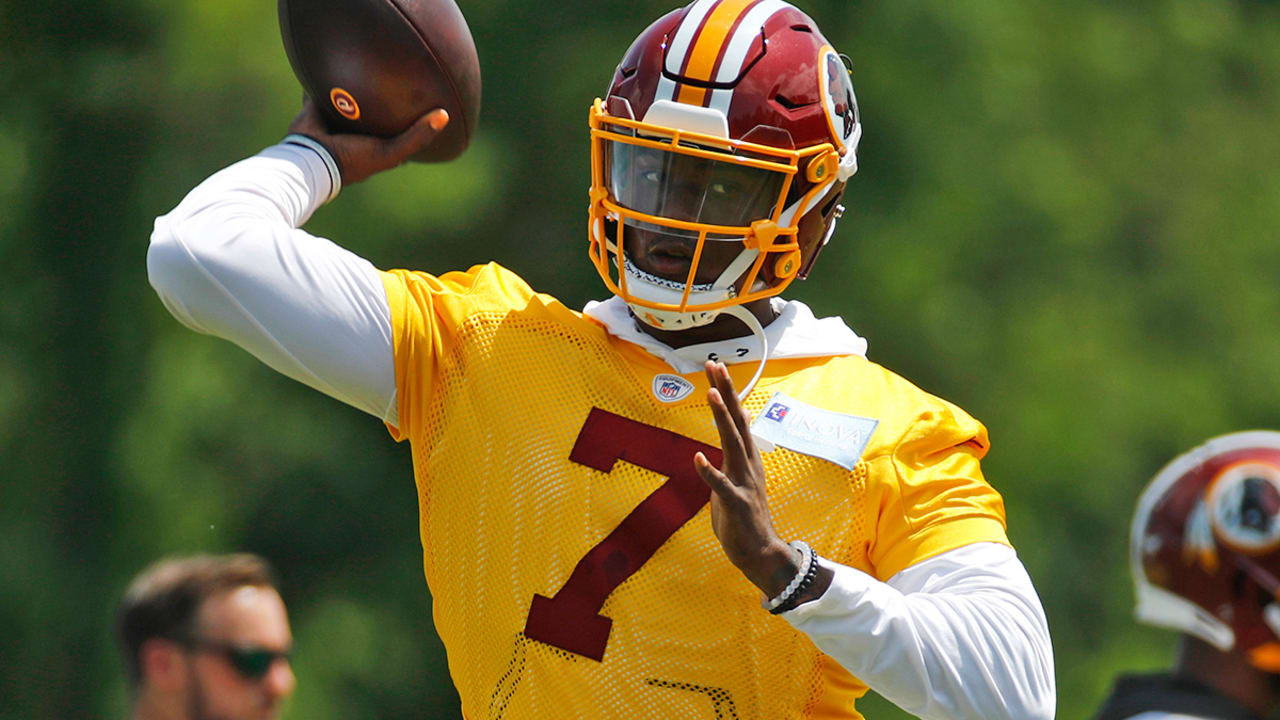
[115,553,279,692]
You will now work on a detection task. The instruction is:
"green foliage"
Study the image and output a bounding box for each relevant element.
[3,0,1280,717]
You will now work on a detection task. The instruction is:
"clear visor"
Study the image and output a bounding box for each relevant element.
[606,140,787,229]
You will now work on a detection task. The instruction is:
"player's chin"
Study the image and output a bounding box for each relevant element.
[631,252,696,284]
[625,233,699,282]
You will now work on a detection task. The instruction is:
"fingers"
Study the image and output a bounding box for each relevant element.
[705,386,762,494]
[705,361,755,455]
[706,385,746,463]
[694,452,732,494]
[386,108,449,161]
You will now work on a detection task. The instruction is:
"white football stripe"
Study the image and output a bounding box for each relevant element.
[708,0,790,115]
[657,0,718,102]
[655,75,679,104]
[664,0,719,76]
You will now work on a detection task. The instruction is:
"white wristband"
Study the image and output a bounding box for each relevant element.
[282,133,342,203]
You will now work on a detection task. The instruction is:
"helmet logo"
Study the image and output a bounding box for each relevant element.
[819,49,857,149]
[1208,462,1280,554]
[652,374,695,403]
[1180,498,1219,573]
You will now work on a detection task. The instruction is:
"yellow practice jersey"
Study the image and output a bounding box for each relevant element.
[381,263,1009,719]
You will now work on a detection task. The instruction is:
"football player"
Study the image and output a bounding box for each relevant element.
[1094,431,1280,720]
[147,2,1054,717]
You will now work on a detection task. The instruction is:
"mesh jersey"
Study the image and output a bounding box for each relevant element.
[381,262,1009,720]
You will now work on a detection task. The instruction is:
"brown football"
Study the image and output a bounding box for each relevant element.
[278,0,482,163]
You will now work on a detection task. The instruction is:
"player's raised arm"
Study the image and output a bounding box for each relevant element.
[145,103,446,422]
[148,0,479,423]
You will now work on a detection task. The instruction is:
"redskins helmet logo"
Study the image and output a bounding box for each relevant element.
[820,48,857,150]
[1207,461,1280,554]
[1180,497,1220,573]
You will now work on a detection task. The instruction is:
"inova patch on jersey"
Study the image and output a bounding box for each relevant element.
[750,392,878,470]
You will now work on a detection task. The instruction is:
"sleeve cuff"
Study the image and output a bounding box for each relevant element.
[282,133,342,203]
[780,557,877,621]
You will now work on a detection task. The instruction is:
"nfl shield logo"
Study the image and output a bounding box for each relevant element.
[652,374,695,403]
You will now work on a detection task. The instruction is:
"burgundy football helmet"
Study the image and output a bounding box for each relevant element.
[587,0,861,331]
[1132,430,1280,670]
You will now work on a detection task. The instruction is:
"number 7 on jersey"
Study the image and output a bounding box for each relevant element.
[523,407,722,661]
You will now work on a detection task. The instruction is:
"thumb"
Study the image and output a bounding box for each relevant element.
[388,108,450,161]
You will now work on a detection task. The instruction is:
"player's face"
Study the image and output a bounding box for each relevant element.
[624,225,745,286]
[609,142,784,286]
[183,587,296,720]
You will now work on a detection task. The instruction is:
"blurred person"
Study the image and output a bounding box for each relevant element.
[116,554,295,720]
[145,2,1054,717]
[1094,431,1280,719]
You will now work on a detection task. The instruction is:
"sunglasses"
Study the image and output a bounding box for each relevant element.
[182,638,292,680]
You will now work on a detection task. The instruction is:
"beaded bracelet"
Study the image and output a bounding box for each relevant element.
[764,540,817,614]
[771,544,820,614]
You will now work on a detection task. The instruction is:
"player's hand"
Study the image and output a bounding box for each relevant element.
[287,99,449,185]
[694,361,799,598]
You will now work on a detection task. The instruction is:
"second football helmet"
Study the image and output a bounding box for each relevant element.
[588,0,861,331]
[1132,430,1280,671]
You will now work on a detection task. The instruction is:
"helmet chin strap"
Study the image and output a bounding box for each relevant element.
[617,243,771,400]
[618,243,758,329]
[718,303,770,402]
[621,257,725,329]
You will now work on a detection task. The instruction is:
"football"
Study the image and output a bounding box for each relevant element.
[278,0,482,163]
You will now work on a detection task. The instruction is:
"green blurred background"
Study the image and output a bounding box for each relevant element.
[2,0,1279,717]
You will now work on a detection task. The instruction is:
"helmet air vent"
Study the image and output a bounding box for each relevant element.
[774,93,815,111]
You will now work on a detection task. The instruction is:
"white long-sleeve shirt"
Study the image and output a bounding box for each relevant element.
[147,143,1055,719]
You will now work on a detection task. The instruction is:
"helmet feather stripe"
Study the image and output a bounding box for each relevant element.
[683,0,757,84]
[659,0,719,103]
[708,0,789,115]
